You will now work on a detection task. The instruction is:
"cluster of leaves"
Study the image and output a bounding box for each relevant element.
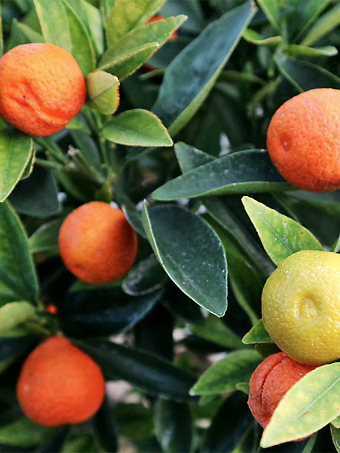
[0,0,339,452]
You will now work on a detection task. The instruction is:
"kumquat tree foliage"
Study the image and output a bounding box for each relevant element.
[0,0,339,451]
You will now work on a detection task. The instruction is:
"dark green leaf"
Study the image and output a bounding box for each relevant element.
[242,196,323,266]
[275,53,340,92]
[0,202,39,302]
[0,418,58,447]
[10,166,60,218]
[102,109,173,147]
[0,131,34,202]
[202,392,252,453]
[122,254,168,296]
[242,319,273,344]
[105,0,167,46]
[115,403,153,441]
[62,289,161,337]
[152,150,288,201]
[142,203,228,317]
[152,1,256,136]
[190,316,244,349]
[175,141,215,174]
[82,340,196,401]
[92,398,118,453]
[190,350,262,395]
[28,216,65,256]
[154,400,193,453]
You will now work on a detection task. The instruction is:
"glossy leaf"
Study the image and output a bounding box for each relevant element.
[62,289,161,337]
[152,150,288,201]
[242,319,273,344]
[242,196,323,266]
[99,16,187,80]
[154,400,193,453]
[261,363,340,447]
[10,166,61,218]
[175,141,215,173]
[0,302,36,334]
[0,418,58,447]
[122,254,168,296]
[190,316,244,349]
[190,350,262,395]
[152,1,256,136]
[86,70,120,115]
[275,54,340,92]
[331,426,340,453]
[82,340,196,401]
[0,202,39,302]
[102,109,173,147]
[105,0,167,46]
[0,131,34,202]
[142,203,228,317]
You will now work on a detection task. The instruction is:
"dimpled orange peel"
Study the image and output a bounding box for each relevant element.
[0,43,87,136]
[262,250,340,366]
[59,202,138,285]
[248,352,316,429]
[17,336,105,427]
[267,88,340,192]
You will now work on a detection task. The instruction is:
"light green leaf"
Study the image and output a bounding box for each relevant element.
[242,197,323,266]
[332,416,340,429]
[34,0,96,75]
[152,1,256,136]
[190,350,262,396]
[106,0,167,47]
[99,15,186,80]
[190,316,245,349]
[62,0,96,75]
[243,28,281,46]
[86,71,120,115]
[34,0,72,50]
[331,425,340,453]
[242,319,273,344]
[0,131,34,202]
[142,203,228,317]
[284,44,338,58]
[102,109,173,147]
[152,151,288,201]
[256,0,280,32]
[302,3,340,47]
[261,363,340,447]
[0,202,39,302]
[0,301,36,334]
[15,21,44,43]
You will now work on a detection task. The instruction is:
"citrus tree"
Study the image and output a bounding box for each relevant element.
[0,0,339,452]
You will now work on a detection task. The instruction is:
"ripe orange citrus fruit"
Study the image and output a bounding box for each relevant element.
[248,352,316,429]
[17,336,105,427]
[267,88,340,192]
[59,202,138,284]
[262,250,340,365]
[0,43,87,136]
